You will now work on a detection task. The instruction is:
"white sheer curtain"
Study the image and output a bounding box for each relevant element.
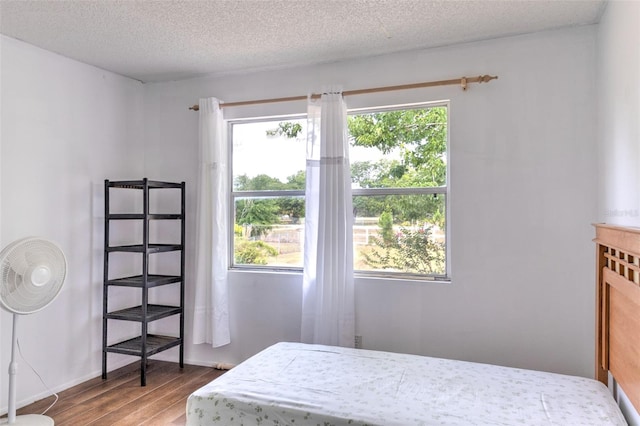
[192,97,231,347]
[301,91,355,347]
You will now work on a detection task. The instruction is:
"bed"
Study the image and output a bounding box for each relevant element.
[186,223,637,425]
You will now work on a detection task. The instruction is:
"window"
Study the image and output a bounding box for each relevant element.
[231,102,448,278]
[231,117,307,269]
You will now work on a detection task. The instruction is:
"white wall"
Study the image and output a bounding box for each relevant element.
[144,26,598,378]
[597,1,640,423]
[0,35,145,411]
[597,1,640,227]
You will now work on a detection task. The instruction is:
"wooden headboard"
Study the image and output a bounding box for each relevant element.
[594,224,640,412]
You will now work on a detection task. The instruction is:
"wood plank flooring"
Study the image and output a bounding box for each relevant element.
[2,360,224,426]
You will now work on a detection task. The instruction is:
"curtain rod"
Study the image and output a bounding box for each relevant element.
[188,74,497,111]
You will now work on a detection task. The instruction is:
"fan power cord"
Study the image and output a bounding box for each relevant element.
[16,339,59,416]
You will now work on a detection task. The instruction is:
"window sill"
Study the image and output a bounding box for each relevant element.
[228,266,451,284]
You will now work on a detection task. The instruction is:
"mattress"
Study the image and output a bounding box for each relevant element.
[186,342,626,425]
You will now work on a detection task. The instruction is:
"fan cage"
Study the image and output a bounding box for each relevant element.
[0,237,67,315]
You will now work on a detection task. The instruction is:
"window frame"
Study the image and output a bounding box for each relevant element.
[228,101,450,280]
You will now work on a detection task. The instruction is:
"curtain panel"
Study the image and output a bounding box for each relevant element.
[301,92,356,347]
[192,97,231,348]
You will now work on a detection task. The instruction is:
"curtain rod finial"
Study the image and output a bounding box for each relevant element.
[189,104,200,111]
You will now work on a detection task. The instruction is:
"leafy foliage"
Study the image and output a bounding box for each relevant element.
[234,240,278,265]
[266,122,303,139]
[349,107,447,186]
[234,172,307,236]
[378,210,395,244]
[349,107,447,226]
[234,173,286,191]
[235,198,279,237]
[363,224,445,274]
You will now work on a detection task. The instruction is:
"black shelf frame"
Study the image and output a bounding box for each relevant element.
[107,274,182,288]
[108,213,182,220]
[107,243,182,253]
[105,334,182,357]
[102,178,185,386]
[106,304,182,322]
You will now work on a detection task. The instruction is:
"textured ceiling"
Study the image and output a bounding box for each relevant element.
[0,0,606,83]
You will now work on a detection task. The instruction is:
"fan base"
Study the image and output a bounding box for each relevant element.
[3,414,54,425]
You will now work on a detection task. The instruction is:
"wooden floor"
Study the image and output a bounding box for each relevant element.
[3,360,224,426]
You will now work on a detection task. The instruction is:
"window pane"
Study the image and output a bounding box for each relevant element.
[232,119,307,191]
[353,194,446,276]
[349,106,447,189]
[233,196,304,268]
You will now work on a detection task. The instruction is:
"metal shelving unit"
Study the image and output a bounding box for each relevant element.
[102,178,185,386]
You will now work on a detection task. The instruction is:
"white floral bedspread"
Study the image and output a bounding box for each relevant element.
[186,342,626,426]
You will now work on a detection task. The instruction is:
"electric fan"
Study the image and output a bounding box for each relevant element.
[0,238,67,425]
